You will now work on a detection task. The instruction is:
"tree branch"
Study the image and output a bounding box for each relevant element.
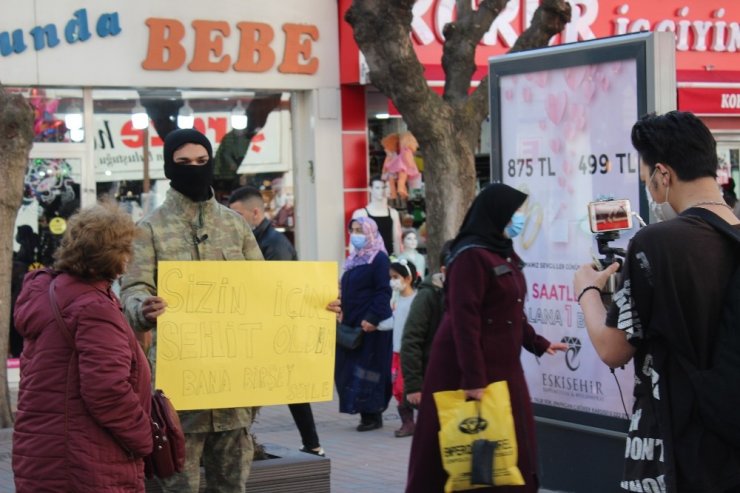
[510,0,571,53]
[441,0,508,103]
[465,0,571,124]
[346,0,444,138]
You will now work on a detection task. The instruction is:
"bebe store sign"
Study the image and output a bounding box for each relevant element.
[0,1,336,89]
[410,0,740,72]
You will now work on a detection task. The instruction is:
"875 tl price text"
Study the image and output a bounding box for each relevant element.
[580,153,637,174]
[507,157,555,177]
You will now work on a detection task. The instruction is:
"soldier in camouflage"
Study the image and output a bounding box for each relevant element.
[120,128,264,493]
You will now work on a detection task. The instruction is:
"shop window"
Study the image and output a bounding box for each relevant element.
[11,157,81,357]
[5,87,85,143]
[91,89,297,242]
[16,157,81,265]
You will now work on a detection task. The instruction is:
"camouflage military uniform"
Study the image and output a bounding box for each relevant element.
[121,187,263,493]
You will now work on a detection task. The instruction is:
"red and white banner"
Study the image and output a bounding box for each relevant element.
[678,87,740,115]
[94,112,288,181]
[341,0,740,83]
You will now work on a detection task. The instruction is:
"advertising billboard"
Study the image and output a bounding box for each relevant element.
[489,32,676,428]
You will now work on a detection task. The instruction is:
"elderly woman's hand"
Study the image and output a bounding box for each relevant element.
[360,320,377,332]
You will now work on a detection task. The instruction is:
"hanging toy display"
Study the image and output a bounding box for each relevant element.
[23,158,80,266]
[28,88,69,143]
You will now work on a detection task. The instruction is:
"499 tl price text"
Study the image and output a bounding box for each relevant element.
[579,153,637,174]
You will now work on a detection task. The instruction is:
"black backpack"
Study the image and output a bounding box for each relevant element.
[677,207,740,446]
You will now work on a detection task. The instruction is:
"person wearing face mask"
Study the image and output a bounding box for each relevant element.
[336,217,393,432]
[398,230,426,278]
[382,259,420,437]
[227,185,325,458]
[506,209,526,239]
[406,183,567,493]
[120,128,266,493]
[574,111,740,492]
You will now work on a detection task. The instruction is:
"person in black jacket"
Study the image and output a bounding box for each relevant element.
[400,240,452,408]
[575,111,740,491]
[229,186,297,261]
[228,186,324,457]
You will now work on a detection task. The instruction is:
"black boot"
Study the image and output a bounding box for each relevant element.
[357,412,383,432]
[394,405,415,437]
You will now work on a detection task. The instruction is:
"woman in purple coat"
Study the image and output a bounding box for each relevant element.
[405,183,567,493]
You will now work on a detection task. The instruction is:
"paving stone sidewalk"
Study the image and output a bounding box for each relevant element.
[0,393,414,493]
[0,392,566,492]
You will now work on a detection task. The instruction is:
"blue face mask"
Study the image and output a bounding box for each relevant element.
[505,212,526,239]
[350,233,367,250]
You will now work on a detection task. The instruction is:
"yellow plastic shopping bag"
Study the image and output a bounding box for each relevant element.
[434,381,524,492]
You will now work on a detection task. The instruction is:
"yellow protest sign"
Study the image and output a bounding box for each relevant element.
[155,260,338,411]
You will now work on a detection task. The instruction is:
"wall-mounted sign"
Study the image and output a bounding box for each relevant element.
[0,1,338,89]
[409,0,739,76]
[141,19,318,75]
[679,87,740,114]
[0,8,121,57]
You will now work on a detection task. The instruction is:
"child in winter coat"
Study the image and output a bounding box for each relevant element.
[386,258,419,437]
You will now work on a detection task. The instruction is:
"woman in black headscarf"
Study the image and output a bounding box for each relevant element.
[405,183,566,493]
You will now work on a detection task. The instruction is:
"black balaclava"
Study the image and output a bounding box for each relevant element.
[448,183,528,264]
[163,128,215,202]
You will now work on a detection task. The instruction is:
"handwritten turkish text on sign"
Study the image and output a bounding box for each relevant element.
[155,261,338,411]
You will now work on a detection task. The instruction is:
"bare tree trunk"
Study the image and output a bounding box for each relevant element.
[346,0,571,270]
[0,84,35,426]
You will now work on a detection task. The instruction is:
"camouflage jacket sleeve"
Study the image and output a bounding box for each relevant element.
[242,226,264,261]
[120,222,157,332]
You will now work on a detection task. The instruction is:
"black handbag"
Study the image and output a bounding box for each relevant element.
[336,323,363,350]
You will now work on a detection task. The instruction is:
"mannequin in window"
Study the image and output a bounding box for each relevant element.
[398,229,426,279]
[381,133,404,207]
[399,132,422,196]
[352,176,402,255]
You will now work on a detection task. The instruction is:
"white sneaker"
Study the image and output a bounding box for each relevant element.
[299,446,326,457]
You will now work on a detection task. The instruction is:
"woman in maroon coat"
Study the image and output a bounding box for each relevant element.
[13,203,153,493]
[406,184,567,493]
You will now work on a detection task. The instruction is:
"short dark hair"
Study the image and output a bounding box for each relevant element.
[369,175,384,187]
[631,111,717,181]
[228,186,263,206]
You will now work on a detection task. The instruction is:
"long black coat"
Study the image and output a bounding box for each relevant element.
[406,247,550,493]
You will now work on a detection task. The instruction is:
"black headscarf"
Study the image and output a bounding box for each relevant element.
[163,129,215,202]
[448,183,528,264]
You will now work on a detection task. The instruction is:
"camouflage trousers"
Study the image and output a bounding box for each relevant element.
[158,428,253,493]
